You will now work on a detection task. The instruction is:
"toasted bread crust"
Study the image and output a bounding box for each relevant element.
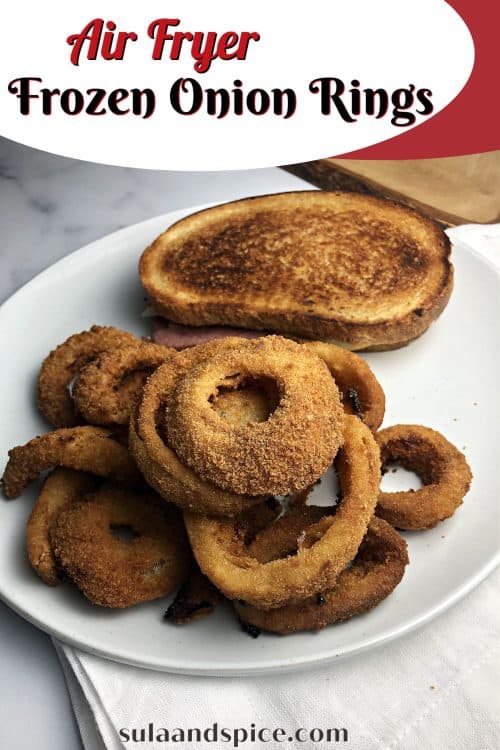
[140,191,453,351]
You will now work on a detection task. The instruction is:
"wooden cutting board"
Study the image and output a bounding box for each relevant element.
[283,152,500,226]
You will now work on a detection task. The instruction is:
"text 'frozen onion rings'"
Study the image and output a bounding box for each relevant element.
[376,424,472,530]
[72,341,179,426]
[1,426,141,499]
[50,487,192,608]
[166,336,345,496]
[304,341,385,432]
[37,325,138,427]
[234,515,408,633]
[184,415,381,610]
[26,468,98,586]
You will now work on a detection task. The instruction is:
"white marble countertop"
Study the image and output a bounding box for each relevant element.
[0,136,311,749]
[0,139,310,304]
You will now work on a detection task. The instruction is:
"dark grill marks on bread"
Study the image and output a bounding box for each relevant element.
[140,191,453,351]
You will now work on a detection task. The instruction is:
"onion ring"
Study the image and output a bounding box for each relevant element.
[304,341,385,431]
[129,411,264,517]
[166,336,344,496]
[130,338,269,516]
[234,516,408,633]
[184,415,380,609]
[376,424,472,530]
[72,342,179,426]
[26,468,98,586]
[1,426,141,499]
[50,487,191,607]
[37,326,138,427]
[163,499,281,623]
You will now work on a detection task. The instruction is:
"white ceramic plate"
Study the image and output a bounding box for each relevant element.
[0,206,499,676]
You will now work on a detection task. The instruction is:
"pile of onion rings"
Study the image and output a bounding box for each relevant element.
[2,323,472,635]
[130,335,347,514]
[185,415,380,609]
[234,515,408,634]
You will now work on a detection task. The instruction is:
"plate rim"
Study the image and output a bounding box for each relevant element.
[0,547,498,676]
[1,206,499,675]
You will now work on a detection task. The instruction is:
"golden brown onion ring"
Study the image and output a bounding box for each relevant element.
[304,341,385,431]
[1,426,141,499]
[50,487,191,608]
[37,326,138,427]
[234,516,408,633]
[129,411,264,517]
[184,415,380,609]
[166,336,344,496]
[72,342,179,426]
[376,424,472,530]
[131,339,268,516]
[163,499,281,623]
[26,468,98,586]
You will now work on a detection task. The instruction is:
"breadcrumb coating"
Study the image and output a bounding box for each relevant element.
[37,325,138,426]
[166,336,345,496]
[376,424,472,529]
[51,487,191,608]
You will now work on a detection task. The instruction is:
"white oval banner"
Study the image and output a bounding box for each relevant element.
[0,0,474,170]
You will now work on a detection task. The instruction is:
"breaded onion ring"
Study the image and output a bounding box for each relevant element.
[50,487,191,608]
[130,339,268,516]
[234,516,408,633]
[164,500,281,623]
[72,342,179,426]
[376,424,472,530]
[166,336,344,496]
[26,468,98,586]
[1,426,141,499]
[304,341,385,431]
[184,415,380,609]
[37,326,138,427]
[164,564,223,624]
[129,412,264,518]
[246,504,328,563]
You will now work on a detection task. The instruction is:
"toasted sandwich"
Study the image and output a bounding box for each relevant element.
[140,191,453,351]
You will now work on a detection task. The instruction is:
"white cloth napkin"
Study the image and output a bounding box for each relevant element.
[54,225,500,750]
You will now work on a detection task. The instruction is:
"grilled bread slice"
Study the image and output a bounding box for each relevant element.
[140,191,453,351]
